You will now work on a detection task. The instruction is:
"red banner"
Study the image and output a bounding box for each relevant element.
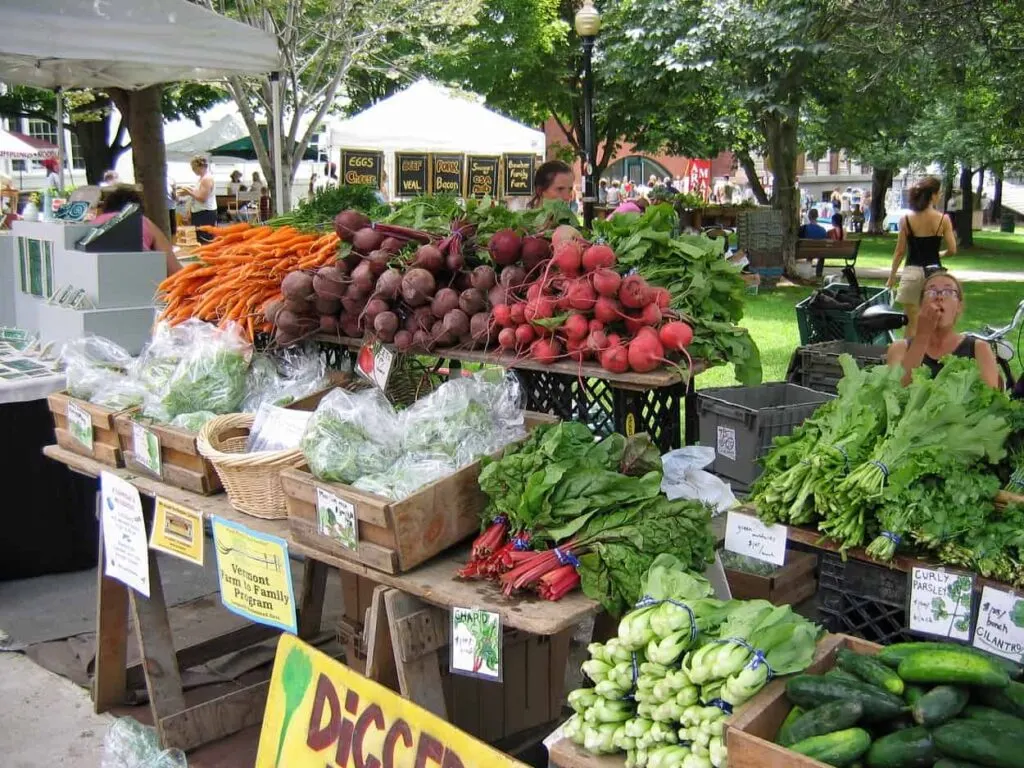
[688,159,712,200]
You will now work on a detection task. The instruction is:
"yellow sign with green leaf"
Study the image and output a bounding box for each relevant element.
[256,634,528,768]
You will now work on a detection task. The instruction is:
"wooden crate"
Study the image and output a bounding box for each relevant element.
[47,392,127,467]
[725,550,818,606]
[281,412,558,574]
[112,377,349,495]
[726,634,882,768]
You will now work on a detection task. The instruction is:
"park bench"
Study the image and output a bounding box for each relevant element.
[796,238,860,281]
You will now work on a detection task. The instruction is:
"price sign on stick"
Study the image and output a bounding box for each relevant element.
[66,400,93,450]
[100,471,150,596]
[907,566,974,641]
[356,341,394,392]
[724,510,787,565]
[972,585,1024,663]
[451,607,502,682]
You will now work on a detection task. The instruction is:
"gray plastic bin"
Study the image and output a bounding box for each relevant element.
[695,383,833,489]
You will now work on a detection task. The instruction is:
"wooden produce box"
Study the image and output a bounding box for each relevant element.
[726,634,881,768]
[112,377,349,495]
[48,392,128,467]
[281,412,558,574]
[725,550,818,606]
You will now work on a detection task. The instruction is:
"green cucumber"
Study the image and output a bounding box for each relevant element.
[903,685,928,706]
[933,719,1024,768]
[897,649,1010,688]
[961,704,1024,732]
[786,675,907,723]
[777,705,805,744]
[780,700,864,747]
[911,684,969,726]
[865,726,936,768]
[877,642,1022,679]
[974,680,1024,718]
[935,760,986,768]
[837,647,905,695]
[828,668,864,685]
[789,727,872,767]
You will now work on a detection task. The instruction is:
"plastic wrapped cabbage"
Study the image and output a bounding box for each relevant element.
[353,454,458,500]
[400,371,525,466]
[300,387,401,484]
[60,335,134,402]
[241,343,328,412]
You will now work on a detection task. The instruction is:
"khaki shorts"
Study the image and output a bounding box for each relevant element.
[896,266,926,304]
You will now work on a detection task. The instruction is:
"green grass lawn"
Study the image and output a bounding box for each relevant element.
[852,230,1024,274]
[697,278,1024,389]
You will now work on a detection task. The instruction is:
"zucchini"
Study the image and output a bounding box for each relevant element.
[934,719,1024,768]
[903,685,928,706]
[865,726,936,768]
[897,649,1010,688]
[781,700,864,747]
[961,704,1024,732]
[837,647,905,695]
[786,675,907,722]
[935,761,987,768]
[789,727,872,767]
[974,680,1024,718]
[877,642,1022,680]
[828,668,865,685]
[911,685,969,726]
[777,705,805,745]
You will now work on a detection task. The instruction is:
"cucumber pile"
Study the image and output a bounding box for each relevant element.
[776,642,1024,768]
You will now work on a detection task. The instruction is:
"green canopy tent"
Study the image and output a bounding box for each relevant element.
[209,125,318,161]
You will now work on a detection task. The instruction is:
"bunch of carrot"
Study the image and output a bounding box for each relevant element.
[156,223,340,341]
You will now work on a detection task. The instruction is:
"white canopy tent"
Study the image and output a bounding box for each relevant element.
[165,114,249,163]
[328,80,545,197]
[0,127,58,160]
[0,0,286,212]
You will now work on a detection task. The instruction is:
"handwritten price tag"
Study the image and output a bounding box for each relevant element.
[724,510,787,565]
[66,400,93,450]
[132,422,161,476]
[315,486,357,550]
[907,567,974,641]
[972,585,1024,663]
[451,607,502,682]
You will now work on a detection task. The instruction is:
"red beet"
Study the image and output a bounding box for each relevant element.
[352,227,384,254]
[489,229,522,266]
[521,236,552,271]
[401,268,436,306]
[334,210,370,242]
[582,244,616,272]
[619,274,652,309]
[413,244,444,273]
[592,268,622,298]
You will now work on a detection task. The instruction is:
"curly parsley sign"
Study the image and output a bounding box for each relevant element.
[907,567,974,641]
[450,607,501,682]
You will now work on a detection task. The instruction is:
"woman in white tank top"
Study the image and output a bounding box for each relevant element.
[178,155,218,242]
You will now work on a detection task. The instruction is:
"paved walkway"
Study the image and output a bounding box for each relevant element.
[828,266,1024,283]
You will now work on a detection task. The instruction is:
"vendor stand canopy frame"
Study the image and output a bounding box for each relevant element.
[328,79,545,198]
[0,0,289,214]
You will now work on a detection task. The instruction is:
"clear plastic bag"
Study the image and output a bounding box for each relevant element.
[353,453,458,500]
[59,335,133,402]
[143,321,252,423]
[168,411,217,432]
[300,387,401,484]
[131,321,203,396]
[101,717,187,768]
[90,376,148,411]
[661,446,737,514]
[400,371,525,467]
[241,343,327,413]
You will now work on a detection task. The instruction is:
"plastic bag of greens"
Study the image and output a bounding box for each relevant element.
[301,387,401,484]
[353,453,458,500]
[169,411,217,433]
[90,376,148,411]
[400,371,525,467]
[60,335,134,402]
[149,322,252,422]
[241,343,327,412]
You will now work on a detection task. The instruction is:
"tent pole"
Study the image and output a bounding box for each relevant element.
[271,72,284,215]
[55,87,65,190]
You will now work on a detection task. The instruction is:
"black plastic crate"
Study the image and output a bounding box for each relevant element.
[516,369,684,454]
[787,341,889,394]
[817,551,914,644]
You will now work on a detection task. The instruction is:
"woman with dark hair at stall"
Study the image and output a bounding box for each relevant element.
[528,160,574,208]
[886,175,957,336]
[93,185,182,276]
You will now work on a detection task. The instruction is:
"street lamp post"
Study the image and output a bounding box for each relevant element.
[574,0,601,228]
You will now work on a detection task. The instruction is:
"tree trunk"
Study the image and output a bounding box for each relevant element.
[74,116,120,185]
[941,161,955,211]
[762,111,800,273]
[110,86,169,237]
[976,166,985,199]
[957,164,974,248]
[867,167,894,235]
[993,165,1003,220]
[737,150,768,205]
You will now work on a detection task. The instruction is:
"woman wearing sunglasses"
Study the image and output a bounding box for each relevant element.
[886,271,999,387]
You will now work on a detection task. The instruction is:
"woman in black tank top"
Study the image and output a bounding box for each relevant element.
[887,176,958,338]
[886,272,1000,389]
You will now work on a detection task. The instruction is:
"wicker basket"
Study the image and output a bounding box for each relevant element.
[196,413,305,519]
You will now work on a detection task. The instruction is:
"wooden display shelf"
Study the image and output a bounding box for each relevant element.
[47,392,128,467]
[314,333,703,389]
[724,549,817,605]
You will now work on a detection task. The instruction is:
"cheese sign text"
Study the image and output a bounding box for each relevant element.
[256,635,526,768]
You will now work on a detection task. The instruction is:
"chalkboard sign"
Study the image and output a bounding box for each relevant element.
[339,149,383,188]
[504,154,536,197]
[430,154,465,196]
[395,153,429,197]
[466,156,501,198]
